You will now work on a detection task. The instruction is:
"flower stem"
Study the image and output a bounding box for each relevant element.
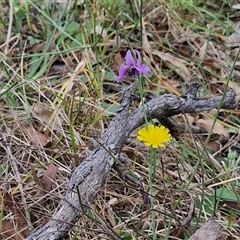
[149,147,157,240]
[138,76,149,125]
[139,0,143,47]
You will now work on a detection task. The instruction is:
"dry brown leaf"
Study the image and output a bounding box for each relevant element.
[41,164,59,191]
[30,42,56,53]
[184,113,195,125]
[29,31,61,53]
[23,125,52,147]
[40,215,51,228]
[220,200,240,210]
[31,102,63,130]
[189,218,221,240]
[2,192,29,239]
[111,51,123,74]
[2,220,18,240]
[149,77,183,95]
[161,78,183,95]
[179,44,193,58]
[199,42,208,59]
[206,140,221,153]
[196,118,229,138]
[202,58,222,70]
[152,50,191,81]
[226,29,240,47]
[208,109,218,117]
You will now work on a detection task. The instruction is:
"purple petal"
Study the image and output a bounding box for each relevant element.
[117,65,131,82]
[135,64,150,75]
[125,50,135,65]
[135,50,142,64]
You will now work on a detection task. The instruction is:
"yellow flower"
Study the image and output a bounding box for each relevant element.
[137,124,171,148]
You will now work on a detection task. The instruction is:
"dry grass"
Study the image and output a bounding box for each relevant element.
[1,0,240,239]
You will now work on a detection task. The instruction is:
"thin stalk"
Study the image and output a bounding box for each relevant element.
[149,148,157,240]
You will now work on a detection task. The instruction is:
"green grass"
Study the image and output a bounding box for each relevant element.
[0,0,240,239]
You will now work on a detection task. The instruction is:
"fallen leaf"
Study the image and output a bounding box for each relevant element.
[29,32,60,53]
[189,218,220,240]
[41,164,58,191]
[184,113,195,125]
[226,29,240,47]
[199,42,208,60]
[196,118,229,138]
[208,109,218,117]
[202,58,222,70]
[220,200,240,211]
[40,215,51,228]
[206,140,221,153]
[30,42,56,53]
[2,192,29,239]
[161,78,183,95]
[31,102,63,130]
[23,125,52,147]
[111,51,123,74]
[179,44,193,58]
[2,221,17,239]
[152,50,191,81]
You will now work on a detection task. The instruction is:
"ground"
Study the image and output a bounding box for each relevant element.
[0,0,240,239]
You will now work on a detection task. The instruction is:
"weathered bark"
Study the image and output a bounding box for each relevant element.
[25,83,237,240]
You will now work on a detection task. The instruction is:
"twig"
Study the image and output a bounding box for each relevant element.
[25,84,237,240]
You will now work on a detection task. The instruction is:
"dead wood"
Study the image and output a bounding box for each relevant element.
[25,83,237,240]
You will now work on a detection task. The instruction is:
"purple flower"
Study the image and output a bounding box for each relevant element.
[117,49,150,82]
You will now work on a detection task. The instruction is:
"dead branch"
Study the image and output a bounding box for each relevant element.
[25,83,237,240]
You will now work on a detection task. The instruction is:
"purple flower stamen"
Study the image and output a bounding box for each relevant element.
[117,49,150,82]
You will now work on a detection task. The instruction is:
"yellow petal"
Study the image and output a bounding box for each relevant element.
[137,124,171,148]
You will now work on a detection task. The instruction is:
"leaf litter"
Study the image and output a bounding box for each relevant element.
[0,1,240,239]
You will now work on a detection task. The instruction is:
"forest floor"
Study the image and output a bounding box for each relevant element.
[1,0,240,239]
